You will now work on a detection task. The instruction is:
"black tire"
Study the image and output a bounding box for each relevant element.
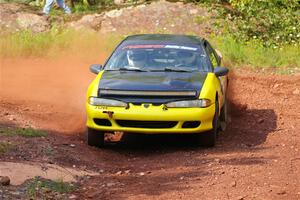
[87,128,104,148]
[220,96,228,131]
[196,100,219,147]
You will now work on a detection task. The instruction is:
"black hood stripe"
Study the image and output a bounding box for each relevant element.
[98,71,207,104]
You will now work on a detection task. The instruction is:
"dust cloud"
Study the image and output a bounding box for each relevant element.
[0,51,108,134]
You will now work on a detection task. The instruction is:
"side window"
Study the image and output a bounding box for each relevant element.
[204,41,220,68]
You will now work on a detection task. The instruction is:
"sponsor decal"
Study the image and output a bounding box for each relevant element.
[95,106,108,110]
[123,45,198,51]
[164,45,197,51]
[123,45,165,49]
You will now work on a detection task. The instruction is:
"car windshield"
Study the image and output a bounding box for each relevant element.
[105,44,209,72]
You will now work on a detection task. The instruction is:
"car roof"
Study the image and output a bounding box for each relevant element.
[121,34,205,46]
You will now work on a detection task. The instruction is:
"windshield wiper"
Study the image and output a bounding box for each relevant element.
[106,67,148,72]
[150,67,192,72]
[111,67,147,72]
[119,67,147,72]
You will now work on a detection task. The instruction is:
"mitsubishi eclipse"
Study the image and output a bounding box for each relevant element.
[86,34,229,147]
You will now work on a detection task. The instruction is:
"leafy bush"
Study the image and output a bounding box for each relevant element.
[0,28,123,57]
[71,0,115,12]
[227,0,300,47]
[0,142,13,154]
[191,0,299,47]
[211,35,300,69]
[27,177,75,198]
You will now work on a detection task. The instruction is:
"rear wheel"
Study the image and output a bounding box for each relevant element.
[196,100,219,147]
[87,128,104,148]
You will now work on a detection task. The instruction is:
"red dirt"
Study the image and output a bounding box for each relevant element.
[1,57,300,199]
[0,57,102,133]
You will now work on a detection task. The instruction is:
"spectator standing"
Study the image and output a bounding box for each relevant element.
[43,0,71,15]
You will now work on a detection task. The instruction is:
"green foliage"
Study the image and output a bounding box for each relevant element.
[73,3,92,13]
[0,27,69,57]
[0,142,13,154]
[0,28,123,58]
[194,15,210,24]
[192,0,299,47]
[227,0,300,47]
[0,0,33,3]
[43,145,56,156]
[27,177,75,199]
[0,127,48,137]
[74,0,114,7]
[211,35,300,69]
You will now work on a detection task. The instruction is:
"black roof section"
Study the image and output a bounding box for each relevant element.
[121,34,205,46]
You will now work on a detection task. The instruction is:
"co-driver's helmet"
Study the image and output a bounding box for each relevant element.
[177,50,197,66]
[127,50,146,68]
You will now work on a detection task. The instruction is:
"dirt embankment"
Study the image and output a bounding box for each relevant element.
[0,0,223,37]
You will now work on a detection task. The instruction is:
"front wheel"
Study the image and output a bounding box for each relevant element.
[87,128,104,148]
[220,96,228,131]
[196,100,219,147]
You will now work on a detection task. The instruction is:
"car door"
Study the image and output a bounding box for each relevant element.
[204,41,227,107]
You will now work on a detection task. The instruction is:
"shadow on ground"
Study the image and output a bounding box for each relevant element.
[98,101,277,152]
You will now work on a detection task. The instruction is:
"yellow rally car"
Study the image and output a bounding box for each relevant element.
[86,34,229,147]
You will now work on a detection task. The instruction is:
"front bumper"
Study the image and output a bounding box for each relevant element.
[86,103,215,134]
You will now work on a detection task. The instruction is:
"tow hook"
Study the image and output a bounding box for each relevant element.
[103,111,114,118]
[162,104,168,111]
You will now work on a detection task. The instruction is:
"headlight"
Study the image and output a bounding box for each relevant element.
[166,99,212,108]
[89,97,127,107]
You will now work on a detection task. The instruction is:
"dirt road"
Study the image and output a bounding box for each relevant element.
[0,56,300,199]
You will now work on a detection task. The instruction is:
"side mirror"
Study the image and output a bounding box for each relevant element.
[214,67,229,77]
[90,64,103,74]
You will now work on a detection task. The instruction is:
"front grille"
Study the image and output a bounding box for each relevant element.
[94,119,112,126]
[98,89,198,104]
[116,120,177,129]
[131,103,162,106]
[182,121,201,128]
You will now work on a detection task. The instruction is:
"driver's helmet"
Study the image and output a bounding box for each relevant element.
[177,50,197,66]
[127,50,146,68]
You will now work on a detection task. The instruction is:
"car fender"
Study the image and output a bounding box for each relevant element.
[86,71,105,101]
[199,73,223,114]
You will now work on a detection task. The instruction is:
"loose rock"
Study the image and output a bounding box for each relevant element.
[105,9,123,18]
[115,171,122,175]
[124,170,131,174]
[0,176,10,186]
[273,83,280,89]
[106,182,116,187]
[114,0,125,5]
[69,194,77,199]
[231,181,237,187]
[258,118,264,123]
[277,190,287,195]
[292,89,300,95]
[139,172,145,176]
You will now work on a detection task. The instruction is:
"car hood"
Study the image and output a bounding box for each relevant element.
[98,71,207,104]
[99,71,207,90]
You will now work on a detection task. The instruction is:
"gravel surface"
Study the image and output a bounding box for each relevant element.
[1,61,299,199]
